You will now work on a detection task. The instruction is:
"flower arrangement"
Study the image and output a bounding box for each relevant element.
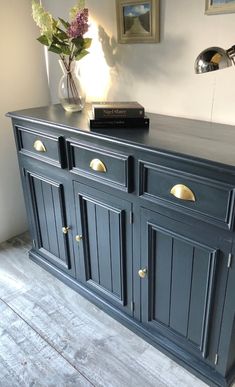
[32,0,92,111]
[32,0,92,67]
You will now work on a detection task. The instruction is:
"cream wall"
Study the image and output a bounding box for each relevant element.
[0,0,50,243]
[43,0,235,125]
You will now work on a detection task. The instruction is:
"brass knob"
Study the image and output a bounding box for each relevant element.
[90,158,107,173]
[170,184,196,202]
[138,268,147,278]
[75,235,83,242]
[33,140,46,152]
[62,226,70,234]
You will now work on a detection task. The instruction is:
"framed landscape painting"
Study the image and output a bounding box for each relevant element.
[116,0,160,43]
[206,0,235,14]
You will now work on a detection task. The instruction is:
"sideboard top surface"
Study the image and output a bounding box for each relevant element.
[7,104,235,169]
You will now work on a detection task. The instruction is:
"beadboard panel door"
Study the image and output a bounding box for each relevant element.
[140,208,231,364]
[73,182,133,316]
[23,169,75,276]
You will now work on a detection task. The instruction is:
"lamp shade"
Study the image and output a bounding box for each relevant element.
[194,46,232,74]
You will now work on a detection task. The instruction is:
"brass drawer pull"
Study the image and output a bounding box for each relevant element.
[90,158,107,173]
[33,140,46,153]
[170,184,196,202]
[138,268,147,278]
[62,226,70,234]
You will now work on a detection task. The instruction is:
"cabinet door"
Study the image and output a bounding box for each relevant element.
[140,208,231,362]
[73,182,133,315]
[24,169,75,275]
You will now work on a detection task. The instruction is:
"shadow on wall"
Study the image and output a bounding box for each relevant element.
[98,26,118,68]
[98,25,187,84]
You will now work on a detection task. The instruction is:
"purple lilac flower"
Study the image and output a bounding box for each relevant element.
[67,8,89,38]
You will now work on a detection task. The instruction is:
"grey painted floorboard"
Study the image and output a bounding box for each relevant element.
[0,233,209,387]
[0,300,92,387]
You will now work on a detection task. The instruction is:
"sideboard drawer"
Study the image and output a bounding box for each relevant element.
[15,126,66,168]
[67,140,131,191]
[139,161,235,229]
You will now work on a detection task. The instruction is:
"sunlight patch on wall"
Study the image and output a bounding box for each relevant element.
[44,46,50,85]
[79,18,111,101]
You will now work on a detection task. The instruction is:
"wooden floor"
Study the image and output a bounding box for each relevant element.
[0,233,209,387]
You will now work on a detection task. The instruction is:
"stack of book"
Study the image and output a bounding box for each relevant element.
[89,101,149,129]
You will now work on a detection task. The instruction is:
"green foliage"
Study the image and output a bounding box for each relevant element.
[60,44,71,56]
[56,29,69,41]
[31,0,91,65]
[75,50,89,61]
[37,35,49,46]
[58,18,70,29]
[72,36,83,48]
[48,44,63,54]
[83,38,92,49]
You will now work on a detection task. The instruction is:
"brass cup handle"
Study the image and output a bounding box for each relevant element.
[33,140,46,153]
[170,184,196,202]
[75,235,83,242]
[138,268,147,278]
[62,226,70,234]
[90,158,107,173]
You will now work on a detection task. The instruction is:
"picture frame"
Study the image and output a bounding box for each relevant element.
[116,0,160,44]
[205,0,235,15]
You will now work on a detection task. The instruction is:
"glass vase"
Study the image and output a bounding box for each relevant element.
[58,60,86,112]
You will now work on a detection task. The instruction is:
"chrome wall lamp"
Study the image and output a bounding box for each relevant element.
[195,45,235,73]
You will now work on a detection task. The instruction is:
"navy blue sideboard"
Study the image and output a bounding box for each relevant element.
[7,104,235,386]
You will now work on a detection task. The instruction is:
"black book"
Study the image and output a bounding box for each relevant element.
[92,101,145,119]
[89,116,149,129]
